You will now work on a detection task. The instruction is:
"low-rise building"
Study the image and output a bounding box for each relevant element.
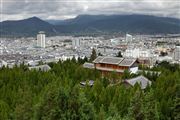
[123,75,152,89]
[84,56,138,76]
[28,64,51,72]
[124,48,154,67]
[83,62,95,69]
[0,60,8,68]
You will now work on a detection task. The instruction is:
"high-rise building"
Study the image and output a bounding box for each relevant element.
[37,31,46,48]
[174,46,180,61]
[72,39,81,49]
[126,34,133,42]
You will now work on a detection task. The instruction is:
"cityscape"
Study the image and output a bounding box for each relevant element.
[0,32,180,68]
[0,0,179,120]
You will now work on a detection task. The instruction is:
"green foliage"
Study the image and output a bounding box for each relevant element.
[90,48,97,62]
[0,60,179,120]
[0,100,10,119]
[155,61,180,72]
[122,69,131,79]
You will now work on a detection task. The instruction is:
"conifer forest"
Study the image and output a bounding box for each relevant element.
[0,59,179,120]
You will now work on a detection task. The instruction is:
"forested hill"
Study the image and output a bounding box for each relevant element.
[0,59,179,119]
[1,15,180,37]
[0,17,57,37]
[55,15,180,34]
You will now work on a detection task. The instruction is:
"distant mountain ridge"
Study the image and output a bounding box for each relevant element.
[0,17,57,37]
[1,14,180,37]
[54,14,180,34]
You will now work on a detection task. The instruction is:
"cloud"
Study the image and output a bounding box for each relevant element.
[1,0,180,21]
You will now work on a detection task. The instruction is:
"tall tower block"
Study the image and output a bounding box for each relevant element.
[37,31,46,48]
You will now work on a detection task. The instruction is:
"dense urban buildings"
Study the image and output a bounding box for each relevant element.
[0,32,180,67]
[0,34,180,69]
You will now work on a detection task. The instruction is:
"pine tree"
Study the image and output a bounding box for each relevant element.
[98,52,103,56]
[116,51,123,57]
[0,100,10,120]
[97,105,105,120]
[90,48,97,62]
[128,89,144,120]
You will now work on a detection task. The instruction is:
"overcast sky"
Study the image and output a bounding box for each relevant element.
[0,0,180,21]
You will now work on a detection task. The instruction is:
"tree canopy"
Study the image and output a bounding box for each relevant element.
[0,60,179,120]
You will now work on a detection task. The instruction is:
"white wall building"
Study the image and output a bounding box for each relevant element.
[126,34,133,42]
[37,31,46,48]
[174,46,180,61]
[124,48,152,58]
[0,47,3,54]
[72,39,81,49]
[0,60,7,68]
[124,48,155,67]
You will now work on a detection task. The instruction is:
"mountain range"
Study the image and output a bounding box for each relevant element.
[0,14,180,37]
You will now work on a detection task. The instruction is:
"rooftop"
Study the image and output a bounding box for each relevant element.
[125,75,152,89]
[83,62,94,69]
[100,57,123,65]
[38,31,45,34]
[93,56,104,63]
[93,56,137,67]
[28,64,51,72]
[119,58,137,66]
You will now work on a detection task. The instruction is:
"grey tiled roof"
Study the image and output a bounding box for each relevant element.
[93,56,104,63]
[100,57,123,65]
[125,75,152,89]
[119,58,137,66]
[93,56,137,67]
[83,62,95,69]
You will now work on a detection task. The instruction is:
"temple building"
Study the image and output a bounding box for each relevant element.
[83,56,138,76]
[123,75,152,89]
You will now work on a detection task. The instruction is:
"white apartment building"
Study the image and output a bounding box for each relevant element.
[126,34,133,42]
[124,48,157,67]
[124,48,152,58]
[37,31,46,48]
[72,39,81,49]
[174,46,180,61]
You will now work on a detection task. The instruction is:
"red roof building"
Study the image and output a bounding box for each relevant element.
[83,56,139,76]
